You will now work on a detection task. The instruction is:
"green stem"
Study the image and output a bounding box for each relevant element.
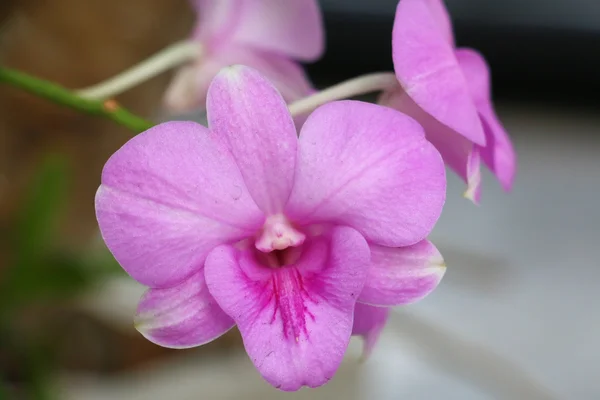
[0,67,154,133]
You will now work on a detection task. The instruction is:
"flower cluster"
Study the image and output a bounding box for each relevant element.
[381,0,516,202]
[95,0,516,391]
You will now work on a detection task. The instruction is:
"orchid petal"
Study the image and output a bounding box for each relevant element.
[424,0,455,45]
[286,100,446,247]
[359,240,446,306]
[352,303,390,359]
[95,121,263,288]
[207,66,297,215]
[192,0,324,61]
[217,48,314,103]
[455,48,517,191]
[134,270,234,349]
[478,106,517,191]
[190,0,237,45]
[162,64,201,114]
[464,145,482,203]
[381,89,482,203]
[164,47,314,114]
[204,226,370,391]
[392,0,485,145]
[455,48,490,105]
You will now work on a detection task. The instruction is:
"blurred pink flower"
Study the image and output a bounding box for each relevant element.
[96,66,447,390]
[381,0,516,202]
[164,0,324,114]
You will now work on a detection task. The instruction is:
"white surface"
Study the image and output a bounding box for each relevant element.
[74,105,600,399]
[370,105,599,399]
[60,342,365,400]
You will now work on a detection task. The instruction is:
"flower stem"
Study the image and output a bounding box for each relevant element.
[0,67,154,133]
[75,40,201,100]
[288,72,398,116]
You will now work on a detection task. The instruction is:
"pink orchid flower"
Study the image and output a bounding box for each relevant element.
[96,66,446,391]
[380,0,516,203]
[164,0,324,114]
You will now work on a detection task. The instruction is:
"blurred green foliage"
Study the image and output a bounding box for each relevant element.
[0,155,124,399]
[0,156,83,310]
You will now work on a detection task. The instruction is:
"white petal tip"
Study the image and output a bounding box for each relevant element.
[463,186,480,205]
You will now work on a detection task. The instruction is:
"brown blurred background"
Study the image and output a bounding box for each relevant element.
[1,0,191,248]
[0,2,246,396]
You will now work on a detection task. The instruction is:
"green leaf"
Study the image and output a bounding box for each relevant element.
[14,155,68,266]
[0,155,125,312]
[5,255,90,307]
[0,156,71,309]
[85,242,128,278]
[0,323,56,400]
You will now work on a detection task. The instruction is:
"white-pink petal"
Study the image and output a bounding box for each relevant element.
[192,0,324,61]
[207,66,298,215]
[423,0,455,45]
[163,46,315,114]
[162,64,201,114]
[392,0,485,145]
[478,106,517,192]
[95,121,263,288]
[380,89,482,203]
[455,48,517,191]
[359,240,446,306]
[134,270,234,349]
[286,100,446,247]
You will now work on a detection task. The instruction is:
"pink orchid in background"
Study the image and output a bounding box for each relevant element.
[96,66,447,391]
[380,0,516,203]
[164,0,324,114]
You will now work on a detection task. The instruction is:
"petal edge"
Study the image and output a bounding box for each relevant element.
[359,240,446,306]
[134,271,235,349]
